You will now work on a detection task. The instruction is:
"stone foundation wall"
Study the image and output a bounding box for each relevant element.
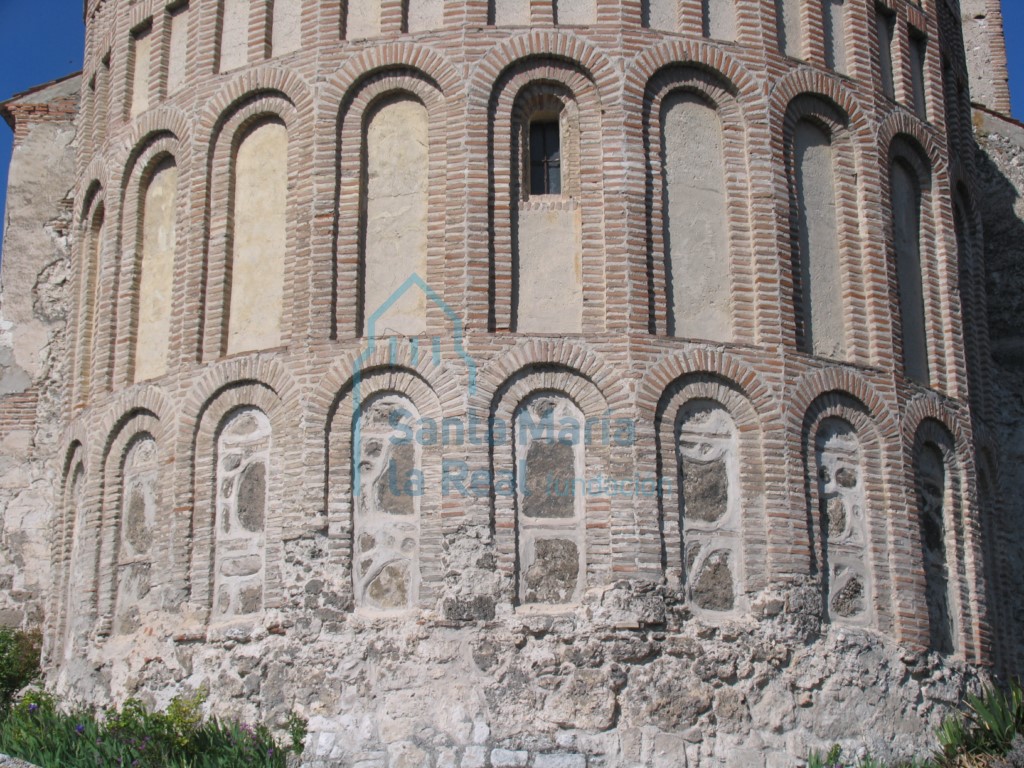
[0,76,78,630]
[81,578,984,768]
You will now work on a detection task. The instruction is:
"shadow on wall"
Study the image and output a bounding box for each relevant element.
[973,117,1024,676]
[974,135,1024,369]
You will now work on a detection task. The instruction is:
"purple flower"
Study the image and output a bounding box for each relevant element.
[27,703,38,713]
[75,724,86,734]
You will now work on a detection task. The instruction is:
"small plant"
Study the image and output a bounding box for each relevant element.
[935,681,1024,767]
[807,744,844,768]
[285,710,308,754]
[806,743,935,768]
[0,627,41,712]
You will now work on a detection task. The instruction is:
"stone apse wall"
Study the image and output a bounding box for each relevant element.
[2,0,1023,765]
[0,76,79,632]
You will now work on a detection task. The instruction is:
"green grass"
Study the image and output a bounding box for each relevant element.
[0,629,306,767]
[0,689,306,768]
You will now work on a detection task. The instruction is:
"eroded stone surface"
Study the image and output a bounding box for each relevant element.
[524,538,580,604]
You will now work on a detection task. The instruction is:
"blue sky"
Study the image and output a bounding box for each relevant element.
[0,1,1021,263]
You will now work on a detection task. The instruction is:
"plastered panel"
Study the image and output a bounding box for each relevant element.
[662,93,731,342]
[134,161,177,382]
[918,444,955,653]
[347,0,381,39]
[219,0,249,72]
[515,395,586,604]
[214,410,270,620]
[643,0,675,32]
[554,0,595,26]
[794,120,845,360]
[777,0,802,57]
[272,0,302,57]
[408,0,444,33]
[362,98,429,336]
[516,205,583,333]
[825,0,847,73]
[168,5,189,94]
[677,401,742,614]
[705,0,736,42]
[114,437,159,635]
[354,395,421,610]
[130,27,151,118]
[227,122,287,354]
[814,420,871,625]
[493,0,530,25]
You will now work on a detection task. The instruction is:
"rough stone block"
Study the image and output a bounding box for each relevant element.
[490,749,528,767]
[533,754,586,768]
[461,746,488,768]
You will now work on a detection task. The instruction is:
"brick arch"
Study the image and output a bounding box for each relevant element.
[905,398,987,661]
[181,356,302,434]
[902,395,972,460]
[637,349,781,426]
[466,32,618,109]
[949,174,990,417]
[487,364,616,603]
[625,41,758,107]
[655,371,767,601]
[77,174,107,224]
[788,368,898,444]
[72,181,113,410]
[195,86,310,361]
[49,439,91,665]
[321,43,464,108]
[642,350,811,582]
[471,340,628,418]
[907,413,979,659]
[332,70,449,338]
[312,48,464,341]
[176,357,303,530]
[485,56,606,332]
[177,378,298,628]
[94,408,165,638]
[112,134,186,388]
[311,344,459,425]
[641,63,753,340]
[95,386,177,451]
[119,107,192,168]
[195,66,314,145]
[303,342,461,527]
[625,43,782,343]
[882,127,954,393]
[459,38,617,330]
[324,366,446,612]
[768,69,870,135]
[799,389,894,634]
[775,89,870,360]
[878,114,946,179]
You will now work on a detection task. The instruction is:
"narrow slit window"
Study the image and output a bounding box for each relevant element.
[529,121,561,196]
[875,5,896,100]
[910,30,928,119]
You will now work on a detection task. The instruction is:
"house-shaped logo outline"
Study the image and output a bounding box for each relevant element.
[352,273,478,493]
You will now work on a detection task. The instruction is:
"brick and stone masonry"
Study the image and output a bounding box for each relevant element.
[1,0,1024,765]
